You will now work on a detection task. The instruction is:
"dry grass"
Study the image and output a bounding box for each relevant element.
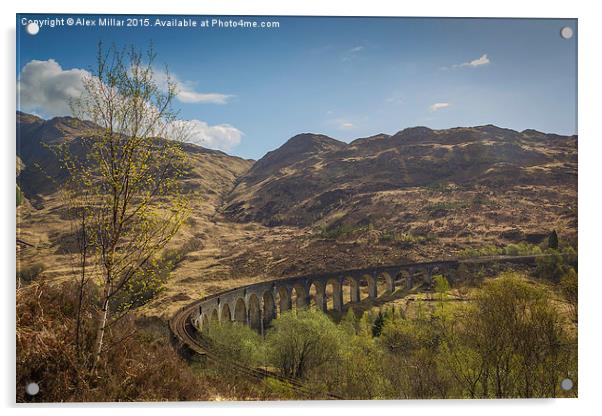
[16,279,214,402]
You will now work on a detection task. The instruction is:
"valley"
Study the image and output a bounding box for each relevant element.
[16,111,577,320]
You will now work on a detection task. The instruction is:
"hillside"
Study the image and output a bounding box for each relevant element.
[16,112,578,318]
[16,112,254,300]
[224,125,577,229]
[16,111,253,208]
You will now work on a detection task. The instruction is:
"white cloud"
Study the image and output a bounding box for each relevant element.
[429,102,450,112]
[342,45,365,62]
[17,59,90,117]
[333,118,355,129]
[462,54,490,67]
[17,59,243,152]
[441,54,491,70]
[170,119,243,152]
[177,90,232,104]
[152,69,233,104]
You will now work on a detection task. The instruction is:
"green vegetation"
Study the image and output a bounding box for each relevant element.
[560,268,578,322]
[112,239,204,310]
[317,223,371,240]
[201,272,577,399]
[16,185,23,206]
[458,242,544,258]
[458,243,577,287]
[315,221,439,247]
[371,311,385,337]
[535,246,577,282]
[203,320,265,367]
[433,274,450,302]
[548,230,559,250]
[50,44,191,369]
[425,182,457,193]
[267,309,343,380]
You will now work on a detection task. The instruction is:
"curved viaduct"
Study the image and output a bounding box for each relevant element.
[181,254,545,335]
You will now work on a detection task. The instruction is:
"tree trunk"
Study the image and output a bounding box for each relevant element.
[74,213,88,360]
[93,285,111,369]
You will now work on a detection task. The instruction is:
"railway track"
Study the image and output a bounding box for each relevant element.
[169,298,340,399]
[169,254,574,399]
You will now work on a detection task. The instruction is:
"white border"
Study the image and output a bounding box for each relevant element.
[2,1,600,415]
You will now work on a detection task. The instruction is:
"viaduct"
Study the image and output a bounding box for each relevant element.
[183,255,546,335]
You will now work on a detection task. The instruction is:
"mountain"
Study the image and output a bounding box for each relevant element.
[16,112,254,285]
[16,112,578,311]
[16,111,253,209]
[224,125,577,238]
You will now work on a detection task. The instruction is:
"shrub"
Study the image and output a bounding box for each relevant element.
[459,243,542,258]
[371,312,385,337]
[317,223,368,240]
[461,273,576,398]
[535,246,577,282]
[560,268,578,322]
[202,321,266,367]
[336,333,391,399]
[433,274,450,301]
[548,230,559,250]
[16,280,210,402]
[111,239,203,311]
[16,185,24,206]
[266,309,344,379]
[16,262,45,285]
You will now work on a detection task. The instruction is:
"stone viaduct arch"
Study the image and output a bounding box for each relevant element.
[190,255,547,334]
[220,303,231,323]
[193,260,460,332]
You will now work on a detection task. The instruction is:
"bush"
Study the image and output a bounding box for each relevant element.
[16,185,24,206]
[379,317,448,398]
[433,274,450,298]
[560,268,578,322]
[317,223,369,240]
[548,230,559,250]
[266,309,344,379]
[459,242,542,258]
[336,333,391,399]
[17,262,45,285]
[371,312,385,337]
[535,246,577,282]
[16,280,210,402]
[110,239,203,311]
[186,272,577,400]
[202,321,266,367]
[460,274,576,398]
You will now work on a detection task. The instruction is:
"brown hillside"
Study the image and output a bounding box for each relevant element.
[16,112,577,318]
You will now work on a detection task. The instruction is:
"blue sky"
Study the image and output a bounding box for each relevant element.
[17,15,577,159]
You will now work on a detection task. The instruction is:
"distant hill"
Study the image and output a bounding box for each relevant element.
[16,112,577,295]
[16,111,253,209]
[224,125,577,237]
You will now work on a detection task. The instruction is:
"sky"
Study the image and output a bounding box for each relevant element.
[17,15,577,160]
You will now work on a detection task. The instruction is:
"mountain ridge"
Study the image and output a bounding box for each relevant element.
[16,112,253,210]
[224,123,577,228]
[16,111,577,303]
